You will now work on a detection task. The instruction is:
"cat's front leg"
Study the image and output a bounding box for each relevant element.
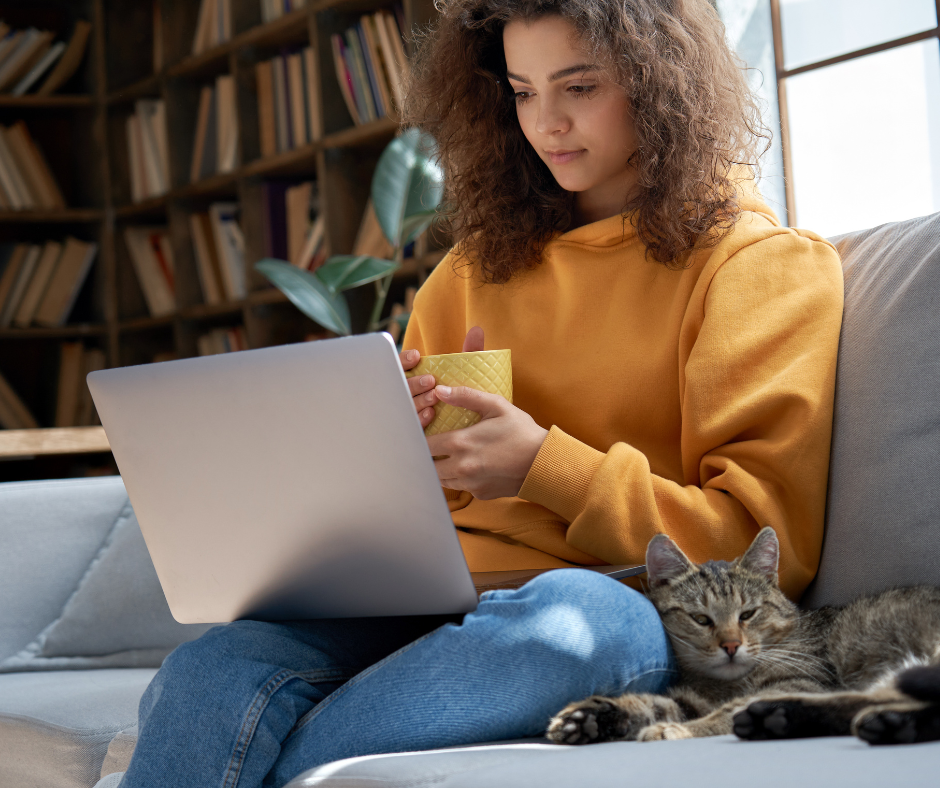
[548,694,684,744]
[638,699,740,740]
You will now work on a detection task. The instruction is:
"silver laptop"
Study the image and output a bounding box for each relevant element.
[88,332,644,623]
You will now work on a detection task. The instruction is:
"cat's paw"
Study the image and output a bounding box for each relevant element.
[853,704,940,745]
[733,700,795,740]
[637,722,692,741]
[547,697,625,745]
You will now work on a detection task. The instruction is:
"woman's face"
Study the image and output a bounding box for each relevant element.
[503,15,640,226]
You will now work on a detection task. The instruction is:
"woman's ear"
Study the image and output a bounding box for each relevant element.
[646,534,693,588]
[738,527,779,583]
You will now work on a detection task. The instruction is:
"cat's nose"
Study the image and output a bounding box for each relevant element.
[720,640,741,658]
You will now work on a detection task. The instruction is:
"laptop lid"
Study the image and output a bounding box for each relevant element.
[88,333,479,623]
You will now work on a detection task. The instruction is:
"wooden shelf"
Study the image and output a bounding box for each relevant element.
[0,95,96,109]
[0,209,104,223]
[0,324,109,340]
[0,427,110,460]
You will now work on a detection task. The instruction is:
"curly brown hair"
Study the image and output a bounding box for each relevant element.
[402,0,770,283]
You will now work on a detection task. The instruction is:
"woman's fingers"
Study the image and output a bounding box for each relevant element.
[462,326,484,353]
[399,348,420,371]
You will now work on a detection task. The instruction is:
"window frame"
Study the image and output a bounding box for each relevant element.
[769,0,940,225]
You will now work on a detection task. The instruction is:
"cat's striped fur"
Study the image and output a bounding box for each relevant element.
[547,528,940,745]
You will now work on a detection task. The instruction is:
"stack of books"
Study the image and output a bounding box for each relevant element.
[192,0,233,56]
[261,180,326,270]
[0,121,66,211]
[126,99,171,202]
[331,7,408,126]
[189,203,246,304]
[190,75,239,181]
[261,0,307,24]
[0,239,98,328]
[0,366,38,429]
[0,20,91,96]
[255,47,321,158]
[53,341,105,428]
[197,325,247,356]
[124,226,175,317]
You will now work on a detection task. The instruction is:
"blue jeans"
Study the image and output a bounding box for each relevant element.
[120,569,675,788]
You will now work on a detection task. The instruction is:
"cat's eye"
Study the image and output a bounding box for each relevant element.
[691,613,713,626]
[739,609,757,622]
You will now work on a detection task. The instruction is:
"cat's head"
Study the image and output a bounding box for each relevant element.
[645,528,799,682]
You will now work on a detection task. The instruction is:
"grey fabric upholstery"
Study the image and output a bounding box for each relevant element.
[0,477,128,663]
[805,212,940,607]
[284,737,940,788]
[1,503,213,672]
[0,669,155,788]
[100,725,137,778]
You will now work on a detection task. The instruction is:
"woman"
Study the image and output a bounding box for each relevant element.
[119,1,842,785]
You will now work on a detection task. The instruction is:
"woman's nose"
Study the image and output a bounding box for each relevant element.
[535,98,570,135]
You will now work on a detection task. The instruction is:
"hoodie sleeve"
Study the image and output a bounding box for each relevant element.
[517,229,844,599]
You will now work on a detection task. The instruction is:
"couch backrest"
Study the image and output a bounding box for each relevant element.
[0,476,129,661]
[803,211,940,608]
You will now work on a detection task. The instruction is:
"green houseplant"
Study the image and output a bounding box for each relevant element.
[255,128,444,338]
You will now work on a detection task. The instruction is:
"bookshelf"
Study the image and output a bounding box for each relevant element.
[0,0,444,482]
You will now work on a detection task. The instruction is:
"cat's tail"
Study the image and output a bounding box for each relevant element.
[897,665,940,702]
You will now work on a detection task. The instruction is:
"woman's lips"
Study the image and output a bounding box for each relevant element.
[546,149,584,164]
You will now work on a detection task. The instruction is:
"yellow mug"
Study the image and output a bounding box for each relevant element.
[405,349,513,435]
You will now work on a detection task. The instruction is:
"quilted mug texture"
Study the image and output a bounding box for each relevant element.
[405,350,513,435]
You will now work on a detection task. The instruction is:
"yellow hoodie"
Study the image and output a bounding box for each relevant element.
[403,186,843,600]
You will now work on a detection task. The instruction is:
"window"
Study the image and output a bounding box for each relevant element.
[771,0,940,235]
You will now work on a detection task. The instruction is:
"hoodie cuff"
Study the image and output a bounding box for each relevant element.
[518,426,605,523]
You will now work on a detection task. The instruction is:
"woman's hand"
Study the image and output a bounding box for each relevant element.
[400,326,485,430]
[427,386,549,500]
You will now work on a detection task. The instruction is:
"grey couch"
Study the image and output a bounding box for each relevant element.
[2,211,939,788]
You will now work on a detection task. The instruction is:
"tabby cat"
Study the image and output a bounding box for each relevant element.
[547,527,940,745]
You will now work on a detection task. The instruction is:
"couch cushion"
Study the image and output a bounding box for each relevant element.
[0,503,213,672]
[284,736,940,788]
[0,668,155,788]
[0,477,129,662]
[805,211,940,607]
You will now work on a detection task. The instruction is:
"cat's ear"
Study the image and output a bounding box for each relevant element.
[646,534,694,588]
[739,527,779,583]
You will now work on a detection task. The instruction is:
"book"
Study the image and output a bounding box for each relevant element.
[287,52,307,148]
[255,59,277,158]
[379,9,409,86]
[36,20,91,96]
[353,198,395,259]
[192,0,219,55]
[12,40,65,96]
[4,121,67,209]
[356,20,385,117]
[55,341,85,427]
[197,325,247,356]
[124,227,175,316]
[190,211,226,305]
[330,35,360,125]
[0,29,54,93]
[0,367,39,429]
[0,244,30,317]
[0,126,35,209]
[344,28,376,122]
[296,213,327,271]
[272,54,291,151]
[216,74,238,173]
[286,180,313,266]
[13,240,62,327]
[135,100,170,196]
[126,114,146,202]
[373,11,404,108]
[77,347,106,426]
[0,244,42,327]
[302,46,322,140]
[209,203,246,300]
[190,84,215,182]
[361,14,393,115]
[34,236,98,327]
[261,181,289,260]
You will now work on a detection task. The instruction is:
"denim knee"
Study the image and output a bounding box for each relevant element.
[473,568,675,696]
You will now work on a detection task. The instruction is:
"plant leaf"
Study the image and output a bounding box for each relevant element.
[372,128,444,248]
[399,210,439,247]
[316,255,400,292]
[254,258,351,336]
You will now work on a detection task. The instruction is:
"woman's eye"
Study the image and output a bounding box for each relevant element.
[739,609,757,622]
[569,84,596,97]
[513,92,532,104]
[691,614,713,626]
